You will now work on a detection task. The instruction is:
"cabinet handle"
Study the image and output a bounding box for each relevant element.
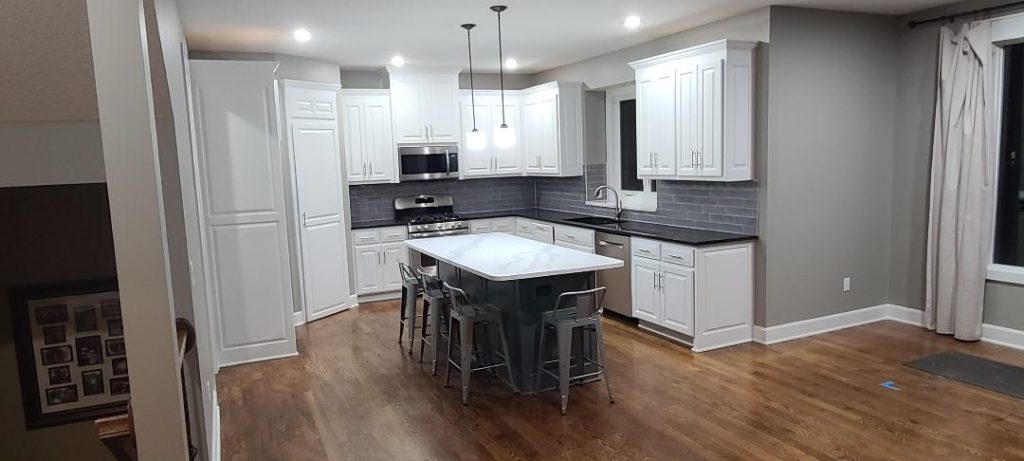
[362,161,367,177]
[383,251,387,265]
[369,161,373,178]
[378,252,382,265]
[697,151,702,168]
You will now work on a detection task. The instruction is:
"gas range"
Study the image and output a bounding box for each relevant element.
[394,195,470,239]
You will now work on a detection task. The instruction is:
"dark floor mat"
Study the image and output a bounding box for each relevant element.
[906,351,1024,400]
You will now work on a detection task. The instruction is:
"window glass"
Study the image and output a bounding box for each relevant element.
[995,43,1024,267]
[618,99,642,192]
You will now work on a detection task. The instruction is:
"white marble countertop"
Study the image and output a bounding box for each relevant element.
[405,233,623,282]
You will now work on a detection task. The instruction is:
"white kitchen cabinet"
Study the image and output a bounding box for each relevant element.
[515,218,554,244]
[388,70,460,144]
[459,91,523,177]
[521,82,584,177]
[340,89,396,184]
[470,219,493,234]
[189,60,296,366]
[352,226,408,294]
[553,224,595,252]
[282,80,354,324]
[471,217,518,234]
[630,237,753,351]
[630,40,754,181]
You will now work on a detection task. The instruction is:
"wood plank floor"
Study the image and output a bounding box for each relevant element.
[218,300,1024,460]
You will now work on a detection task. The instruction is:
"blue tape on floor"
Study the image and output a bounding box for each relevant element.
[880,380,900,391]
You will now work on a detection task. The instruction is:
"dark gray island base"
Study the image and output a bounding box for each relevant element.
[437,261,598,393]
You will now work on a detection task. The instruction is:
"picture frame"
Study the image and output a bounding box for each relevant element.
[10,280,129,429]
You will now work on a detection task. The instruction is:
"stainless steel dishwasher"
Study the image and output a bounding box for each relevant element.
[595,232,632,317]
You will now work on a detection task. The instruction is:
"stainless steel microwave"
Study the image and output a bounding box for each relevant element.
[398,145,459,181]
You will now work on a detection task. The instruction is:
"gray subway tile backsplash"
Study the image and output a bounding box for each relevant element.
[350,174,758,235]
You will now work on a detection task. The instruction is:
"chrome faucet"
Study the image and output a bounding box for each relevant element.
[594,185,623,221]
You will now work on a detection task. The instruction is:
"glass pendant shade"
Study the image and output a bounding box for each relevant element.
[494,124,516,149]
[466,128,488,151]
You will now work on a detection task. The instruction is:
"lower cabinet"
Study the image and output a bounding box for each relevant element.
[515,218,554,244]
[470,217,516,234]
[630,237,752,352]
[352,226,408,294]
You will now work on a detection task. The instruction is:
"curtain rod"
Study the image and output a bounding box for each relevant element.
[909,0,1024,28]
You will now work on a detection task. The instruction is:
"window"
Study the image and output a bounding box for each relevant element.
[995,44,1024,269]
[599,84,656,211]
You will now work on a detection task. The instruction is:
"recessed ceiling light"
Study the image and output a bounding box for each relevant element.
[390,55,406,67]
[505,58,518,70]
[293,28,312,42]
[624,16,641,29]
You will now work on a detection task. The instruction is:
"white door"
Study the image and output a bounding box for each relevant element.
[537,94,560,174]
[493,98,523,175]
[390,79,427,143]
[697,60,723,177]
[425,78,459,142]
[364,96,395,182]
[638,65,675,177]
[291,120,351,322]
[676,61,699,177]
[381,242,407,291]
[631,260,660,322]
[189,60,296,366]
[661,265,694,336]
[460,98,495,177]
[355,247,383,293]
[340,98,367,183]
[523,99,543,173]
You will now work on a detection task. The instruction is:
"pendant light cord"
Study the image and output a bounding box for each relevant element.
[463,25,478,131]
[495,7,508,127]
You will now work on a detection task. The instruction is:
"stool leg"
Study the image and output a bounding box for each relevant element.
[419,300,430,363]
[444,316,456,388]
[409,297,420,355]
[534,324,547,395]
[429,302,443,376]
[460,317,474,405]
[595,321,614,404]
[557,325,572,415]
[399,286,408,345]
[496,318,517,394]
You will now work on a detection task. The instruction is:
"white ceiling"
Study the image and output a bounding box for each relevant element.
[178,0,956,73]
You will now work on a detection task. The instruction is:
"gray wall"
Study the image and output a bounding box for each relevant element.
[0,121,107,188]
[534,8,769,89]
[762,7,899,326]
[338,69,534,90]
[349,177,536,223]
[890,0,1024,331]
[189,50,342,85]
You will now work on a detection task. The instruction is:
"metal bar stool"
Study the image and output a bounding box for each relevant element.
[442,282,517,405]
[418,268,449,375]
[398,262,423,354]
[534,287,614,415]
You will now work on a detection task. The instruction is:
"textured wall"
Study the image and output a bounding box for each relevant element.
[349,177,537,222]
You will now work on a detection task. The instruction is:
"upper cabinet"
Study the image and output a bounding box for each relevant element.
[459,90,523,178]
[388,69,460,144]
[630,40,755,182]
[340,89,396,184]
[521,82,585,177]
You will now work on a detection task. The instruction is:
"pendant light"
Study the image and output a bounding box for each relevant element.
[462,24,487,151]
[490,5,516,149]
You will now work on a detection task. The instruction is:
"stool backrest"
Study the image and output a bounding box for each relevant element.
[399,262,419,287]
[554,287,607,319]
[442,282,477,317]
[417,268,446,298]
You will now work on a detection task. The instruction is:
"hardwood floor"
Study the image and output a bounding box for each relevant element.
[218,300,1024,460]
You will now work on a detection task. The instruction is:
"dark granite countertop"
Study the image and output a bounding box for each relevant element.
[352,208,757,247]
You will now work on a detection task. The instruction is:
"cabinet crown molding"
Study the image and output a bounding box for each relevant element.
[628,39,758,69]
[280,79,341,90]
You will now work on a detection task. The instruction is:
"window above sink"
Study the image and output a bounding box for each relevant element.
[585,83,658,212]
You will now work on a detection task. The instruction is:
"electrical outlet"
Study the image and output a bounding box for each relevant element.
[843,277,851,292]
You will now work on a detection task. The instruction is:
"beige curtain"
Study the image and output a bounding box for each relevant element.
[925,21,993,341]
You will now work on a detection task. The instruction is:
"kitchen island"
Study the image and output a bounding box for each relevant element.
[405,233,622,391]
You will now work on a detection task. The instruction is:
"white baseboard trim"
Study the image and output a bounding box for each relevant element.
[357,290,401,303]
[211,402,221,461]
[754,304,1024,351]
[981,323,1024,351]
[293,310,305,326]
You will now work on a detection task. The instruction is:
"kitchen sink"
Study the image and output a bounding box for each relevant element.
[567,216,626,226]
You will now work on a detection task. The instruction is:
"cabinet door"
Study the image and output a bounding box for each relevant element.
[355,247,383,293]
[532,223,554,244]
[381,243,407,291]
[492,217,516,234]
[697,60,723,177]
[522,99,544,173]
[637,65,675,177]
[365,96,395,182]
[631,259,661,322]
[677,61,699,177]
[470,219,493,234]
[537,94,560,174]
[390,80,427,143]
[425,79,460,142]
[460,98,495,177]
[340,98,367,183]
[661,265,695,336]
[493,98,523,175]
